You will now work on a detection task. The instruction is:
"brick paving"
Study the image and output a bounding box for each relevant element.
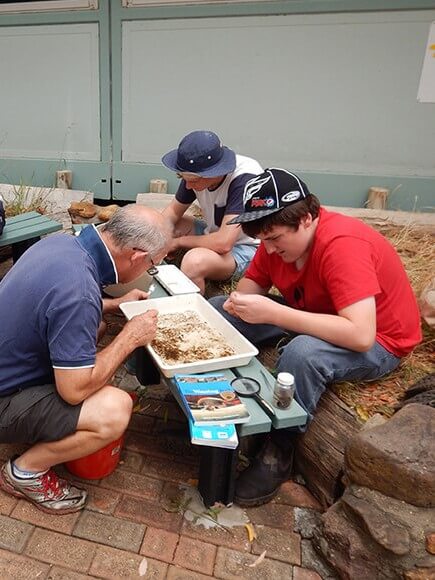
[0,365,336,579]
[0,251,337,579]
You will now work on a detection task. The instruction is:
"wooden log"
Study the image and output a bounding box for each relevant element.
[56,170,73,190]
[295,390,362,509]
[366,187,390,210]
[149,179,168,194]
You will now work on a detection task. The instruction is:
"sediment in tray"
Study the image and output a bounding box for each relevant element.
[152,311,235,365]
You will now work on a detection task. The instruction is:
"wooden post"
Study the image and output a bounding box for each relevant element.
[366,187,390,210]
[56,170,73,190]
[149,179,168,194]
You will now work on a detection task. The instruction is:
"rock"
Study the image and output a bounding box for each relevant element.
[68,200,97,219]
[345,404,435,507]
[68,201,121,224]
[315,501,381,579]
[317,485,435,579]
[395,373,435,411]
[427,533,435,555]
[360,413,387,431]
[301,538,338,579]
[399,389,435,409]
[294,507,323,540]
[97,204,119,222]
[342,492,410,555]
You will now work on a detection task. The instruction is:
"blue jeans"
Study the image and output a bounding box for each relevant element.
[209,295,401,431]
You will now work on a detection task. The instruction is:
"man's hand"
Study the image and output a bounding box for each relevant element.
[224,292,279,325]
[125,309,158,347]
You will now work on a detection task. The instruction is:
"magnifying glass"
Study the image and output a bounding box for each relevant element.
[231,376,276,416]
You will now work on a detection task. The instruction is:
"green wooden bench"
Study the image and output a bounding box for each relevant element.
[134,279,308,507]
[0,211,63,262]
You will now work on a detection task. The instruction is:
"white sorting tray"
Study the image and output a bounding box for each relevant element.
[120,294,258,377]
[154,264,200,295]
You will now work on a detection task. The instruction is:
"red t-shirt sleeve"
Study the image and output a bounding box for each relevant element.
[318,236,381,311]
[244,243,272,289]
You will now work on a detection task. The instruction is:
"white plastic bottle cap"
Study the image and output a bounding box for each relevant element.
[277,372,294,386]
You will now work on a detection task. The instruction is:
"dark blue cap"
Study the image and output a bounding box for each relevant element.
[228,168,310,224]
[161,130,236,177]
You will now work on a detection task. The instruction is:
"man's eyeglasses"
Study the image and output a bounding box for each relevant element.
[133,248,159,276]
[147,258,158,277]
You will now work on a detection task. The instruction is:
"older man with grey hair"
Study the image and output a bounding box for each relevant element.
[0,205,169,514]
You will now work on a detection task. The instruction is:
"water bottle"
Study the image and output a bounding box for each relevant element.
[273,372,295,409]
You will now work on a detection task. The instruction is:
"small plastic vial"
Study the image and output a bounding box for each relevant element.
[273,372,295,409]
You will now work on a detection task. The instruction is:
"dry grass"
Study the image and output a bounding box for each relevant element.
[4,182,52,217]
[375,222,434,295]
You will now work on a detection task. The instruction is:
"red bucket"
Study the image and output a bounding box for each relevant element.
[65,391,137,480]
[65,435,125,480]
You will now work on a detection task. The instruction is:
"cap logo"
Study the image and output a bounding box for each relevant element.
[243,175,271,205]
[281,190,302,203]
[251,197,275,208]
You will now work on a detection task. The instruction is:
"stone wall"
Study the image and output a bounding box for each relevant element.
[315,404,435,579]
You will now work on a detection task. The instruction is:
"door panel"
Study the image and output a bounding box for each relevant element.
[112,8,435,209]
[0,2,112,198]
[0,24,100,160]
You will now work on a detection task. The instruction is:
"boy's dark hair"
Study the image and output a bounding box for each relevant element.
[241,194,321,238]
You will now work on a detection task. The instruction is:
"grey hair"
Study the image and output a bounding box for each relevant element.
[100,205,167,257]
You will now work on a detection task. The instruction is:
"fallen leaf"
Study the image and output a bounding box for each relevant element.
[244,522,257,542]
[247,550,267,567]
[355,405,370,421]
[139,557,148,576]
[187,478,198,486]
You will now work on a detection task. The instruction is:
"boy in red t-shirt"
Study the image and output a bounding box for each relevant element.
[210,168,421,507]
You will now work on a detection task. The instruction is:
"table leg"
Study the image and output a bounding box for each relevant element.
[198,445,238,508]
[12,237,40,262]
[136,347,161,385]
[135,349,239,508]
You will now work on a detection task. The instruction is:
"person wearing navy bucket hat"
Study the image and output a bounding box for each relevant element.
[210,167,421,507]
[161,130,263,293]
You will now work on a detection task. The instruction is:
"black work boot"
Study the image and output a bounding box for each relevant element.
[235,432,295,507]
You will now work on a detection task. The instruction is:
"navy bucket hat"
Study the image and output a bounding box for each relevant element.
[228,168,310,224]
[161,130,236,177]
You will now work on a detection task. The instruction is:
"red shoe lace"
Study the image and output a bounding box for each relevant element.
[39,471,67,498]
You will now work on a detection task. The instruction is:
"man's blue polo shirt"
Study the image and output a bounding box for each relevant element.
[0,226,117,395]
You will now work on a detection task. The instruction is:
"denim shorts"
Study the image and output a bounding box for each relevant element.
[194,218,257,277]
[0,384,82,445]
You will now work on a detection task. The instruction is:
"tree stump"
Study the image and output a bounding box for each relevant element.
[366,186,390,209]
[149,179,168,194]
